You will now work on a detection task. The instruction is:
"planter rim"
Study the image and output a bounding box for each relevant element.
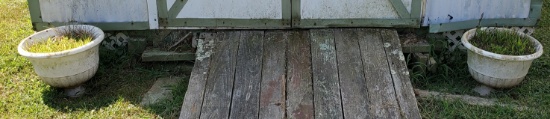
[461,27,543,61]
[18,25,105,59]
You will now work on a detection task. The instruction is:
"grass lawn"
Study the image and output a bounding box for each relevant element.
[1,0,549,118]
[0,0,193,118]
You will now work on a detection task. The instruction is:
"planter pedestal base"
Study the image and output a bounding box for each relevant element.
[64,85,85,98]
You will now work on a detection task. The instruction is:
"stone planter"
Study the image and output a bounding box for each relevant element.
[18,25,105,96]
[461,27,543,88]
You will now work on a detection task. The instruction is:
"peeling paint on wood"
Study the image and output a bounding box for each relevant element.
[179,33,215,119]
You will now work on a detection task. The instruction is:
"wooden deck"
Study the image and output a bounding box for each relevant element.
[179,29,421,119]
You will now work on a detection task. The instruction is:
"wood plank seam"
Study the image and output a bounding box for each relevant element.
[283,31,288,119]
[354,29,370,118]
[379,30,404,118]
[354,28,372,118]
[199,31,240,119]
[360,29,401,118]
[380,29,421,119]
[259,31,287,119]
[332,29,346,119]
[198,33,220,119]
[198,33,219,119]
[335,28,373,118]
[179,33,214,119]
[227,32,241,119]
[307,31,316,119]
[229,31,264,119]
[256,31,266,118]
[310,29,344,119]
[286,30,315,119]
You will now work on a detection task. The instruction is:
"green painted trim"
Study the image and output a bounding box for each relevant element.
[281,0,291,25]
[389,0,411,18]
[34,22,150,31]
[166,18,289,28]
[291,0,301,26]
[28,0,42,30]
[27,0,42,22]
[168,0,188,18]
[429,18,538,33]
[157,0,168,18]
[529,0,542,19]
[297,19,419,28]
[410,0,422,19]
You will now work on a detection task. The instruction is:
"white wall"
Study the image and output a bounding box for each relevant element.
[423,0,531,26]
[172,0,282,19]
[301,0,401,19]
[40,0,149,22]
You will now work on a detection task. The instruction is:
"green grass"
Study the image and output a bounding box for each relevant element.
[412,0,550,118]
[470,29,536,55]
[0,0,192,118]
[27,36,92,53]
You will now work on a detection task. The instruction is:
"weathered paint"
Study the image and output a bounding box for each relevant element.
[423,0,530,26]
[401,0,412,13]
[39,0,148,22]
[147,0,159,29]
[175,0,282,19]
[301,0,399,19]
[31,0,538,30]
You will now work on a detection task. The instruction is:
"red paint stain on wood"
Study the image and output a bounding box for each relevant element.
[292,104,314,119]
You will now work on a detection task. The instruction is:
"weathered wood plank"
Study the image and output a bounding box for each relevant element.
[310,29,343,119]
[286,30,314,119]
[200,31,240,119]
[229,31,264,119]
[358,29,401,118]
[380,29,422,119]
[333,29,370,119]
[258,31,287,119]
[141,48,195,62]
[179,33,215,119]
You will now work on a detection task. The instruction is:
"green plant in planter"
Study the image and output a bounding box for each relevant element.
[27,27,94,53]
[470,29,535,55]
[461,27,543,88]
[18,25,105,97]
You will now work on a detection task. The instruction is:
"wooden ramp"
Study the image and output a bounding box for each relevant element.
[179,29,421,119]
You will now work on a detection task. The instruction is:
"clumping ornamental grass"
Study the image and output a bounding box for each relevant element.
[27,36,92,53]
[470,29,536,55]
[27,28,94,53]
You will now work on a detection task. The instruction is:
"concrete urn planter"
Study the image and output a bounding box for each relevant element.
[461,27,543,88]
[18,25,105,96]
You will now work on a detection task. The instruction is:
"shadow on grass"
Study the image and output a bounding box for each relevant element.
[40,48,194,118]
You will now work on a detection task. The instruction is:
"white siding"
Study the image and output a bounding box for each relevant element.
[423,0,530,26]
[402,0,412,13]
[147,0,159,29]
[301,0,399,19]
[40,0,148,23]
[174,0,282,19]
